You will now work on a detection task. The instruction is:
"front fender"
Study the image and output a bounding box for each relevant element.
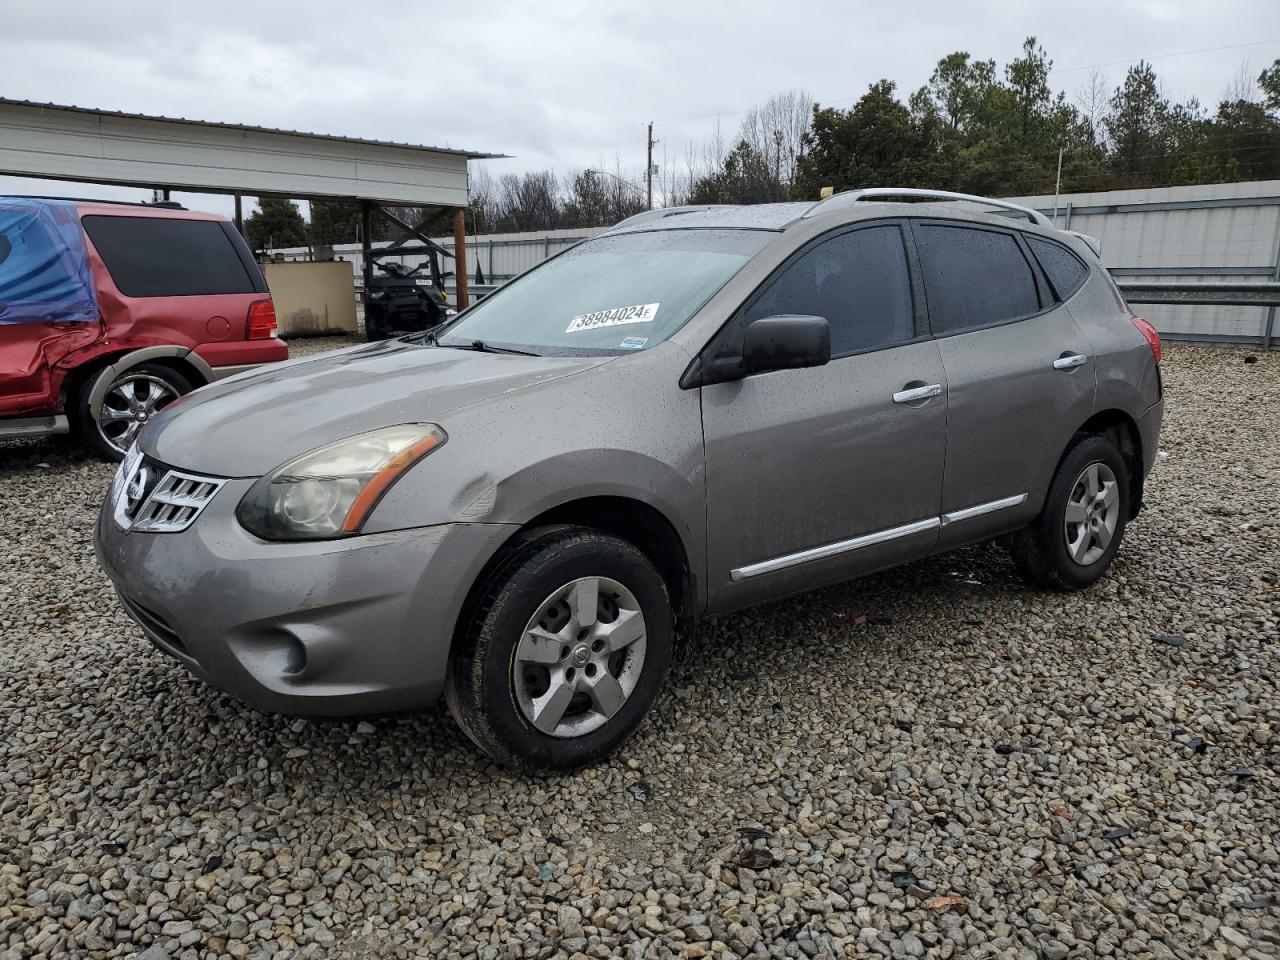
[355,341,707,598]
[366,446,705,547]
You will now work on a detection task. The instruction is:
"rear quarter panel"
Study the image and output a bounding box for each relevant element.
[1064,261,1162,418]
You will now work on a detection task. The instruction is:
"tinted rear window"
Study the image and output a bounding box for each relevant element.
[82,216,256,297]
[915,224,1041,334]
[1027,236,1090,301]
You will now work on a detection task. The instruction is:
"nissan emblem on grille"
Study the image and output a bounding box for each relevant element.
[125,462,153,519]
[113,452,226,533]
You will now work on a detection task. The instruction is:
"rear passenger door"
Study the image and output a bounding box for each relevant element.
[909,220,1096,550]
[702,221,948,611]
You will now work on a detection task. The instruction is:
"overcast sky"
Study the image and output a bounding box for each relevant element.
[1,0,1276,216]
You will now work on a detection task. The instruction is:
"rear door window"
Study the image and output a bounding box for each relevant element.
[1027,236,1090,301]
[913,224,1042,334]
[82,216,257,297]
[743,224,916,356]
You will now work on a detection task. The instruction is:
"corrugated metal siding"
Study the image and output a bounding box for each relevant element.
[1006,181,1280,341]
[275,181,1280,342]
[275,227,605,293]
[0,100,477,206]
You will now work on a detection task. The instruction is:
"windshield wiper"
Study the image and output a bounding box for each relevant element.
[457,339,542,357]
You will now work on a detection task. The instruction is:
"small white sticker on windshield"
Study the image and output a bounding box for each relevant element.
[565,302,659,333]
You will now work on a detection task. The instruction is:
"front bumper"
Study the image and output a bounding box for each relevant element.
[95,477,515,716]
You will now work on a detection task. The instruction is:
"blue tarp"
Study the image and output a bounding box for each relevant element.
[0,198,99,325]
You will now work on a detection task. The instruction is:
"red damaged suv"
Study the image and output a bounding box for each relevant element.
[0,196,286,459]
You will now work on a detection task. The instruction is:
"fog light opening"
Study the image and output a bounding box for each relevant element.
[282,635,308,676]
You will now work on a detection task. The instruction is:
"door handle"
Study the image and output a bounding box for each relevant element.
[893,383,942,404]
[1053,353,1089,370]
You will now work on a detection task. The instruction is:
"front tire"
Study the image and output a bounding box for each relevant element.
[446,527,674,772]
[76,361,194,461]
[1011,434,1130,591]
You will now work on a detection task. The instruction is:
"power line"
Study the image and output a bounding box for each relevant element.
[1051,39,1280,75]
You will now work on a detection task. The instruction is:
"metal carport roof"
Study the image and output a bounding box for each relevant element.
[0,98,505,207]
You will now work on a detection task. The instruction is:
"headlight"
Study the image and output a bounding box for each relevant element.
[236,424,446,540]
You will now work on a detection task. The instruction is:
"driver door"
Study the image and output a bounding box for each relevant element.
[700,222,948,613]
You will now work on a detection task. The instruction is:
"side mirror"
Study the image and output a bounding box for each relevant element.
[741,314,831,375]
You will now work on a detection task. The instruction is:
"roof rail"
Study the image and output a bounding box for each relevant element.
[609,205,720,230]
[804,188,1053,228]
[1,194,188,211]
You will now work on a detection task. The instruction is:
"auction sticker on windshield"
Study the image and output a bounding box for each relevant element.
[565,302,659,333]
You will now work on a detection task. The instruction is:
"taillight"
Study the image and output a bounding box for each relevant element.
[1130,316,1161,364]
[247,299,277,340]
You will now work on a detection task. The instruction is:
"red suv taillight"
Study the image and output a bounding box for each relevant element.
[248,299,277,340]
[1130,316,1161,364]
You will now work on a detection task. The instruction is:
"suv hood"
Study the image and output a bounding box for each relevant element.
[141,340,613,477]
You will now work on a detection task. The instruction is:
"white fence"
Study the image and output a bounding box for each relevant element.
[270,179,1280,345]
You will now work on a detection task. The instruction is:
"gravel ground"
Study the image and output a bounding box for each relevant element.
[1,341,1277,960]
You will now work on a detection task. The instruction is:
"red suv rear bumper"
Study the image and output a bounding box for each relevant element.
[194,336,289,372]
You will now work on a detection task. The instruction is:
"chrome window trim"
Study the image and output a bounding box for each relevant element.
[730,493,1029,581]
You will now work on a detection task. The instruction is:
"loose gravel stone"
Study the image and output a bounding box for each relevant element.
[2,341,1278,959]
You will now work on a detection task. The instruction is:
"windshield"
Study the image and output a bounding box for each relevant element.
[436,229,771,355]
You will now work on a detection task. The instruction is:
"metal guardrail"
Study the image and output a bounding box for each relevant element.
[1115,281,1280,307]
[1115,281,1280,350]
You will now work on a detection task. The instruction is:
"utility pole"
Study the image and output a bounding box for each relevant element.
[773,129,784,199]
[1051,147,1064,225]
[646,122,657,210]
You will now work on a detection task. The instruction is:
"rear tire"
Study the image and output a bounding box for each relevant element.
[75,361,194,461]
[1010,434,1130,591]
[364,304,391,341]
[445,527,674,772]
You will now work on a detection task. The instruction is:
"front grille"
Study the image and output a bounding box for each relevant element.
[112,450,225,533]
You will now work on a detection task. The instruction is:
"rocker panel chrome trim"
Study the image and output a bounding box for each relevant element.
[730,517,940,581]
[941,493,1028,525]
[729,494,1029,581]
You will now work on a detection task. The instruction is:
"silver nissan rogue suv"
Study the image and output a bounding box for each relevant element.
[97,189,1164,771]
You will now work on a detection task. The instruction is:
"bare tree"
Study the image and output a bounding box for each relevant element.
[737,89,813,187]
[1223,59,1258,104]
[1075,67,1110,148]
[486,171,562,232]
[469,166,498,230]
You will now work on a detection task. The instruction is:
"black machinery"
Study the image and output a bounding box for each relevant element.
[362,240,454,341]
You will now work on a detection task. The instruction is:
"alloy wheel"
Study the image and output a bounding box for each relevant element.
[95,373,179,454]
[512,576,647,738]
[1063,461,1120,566]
